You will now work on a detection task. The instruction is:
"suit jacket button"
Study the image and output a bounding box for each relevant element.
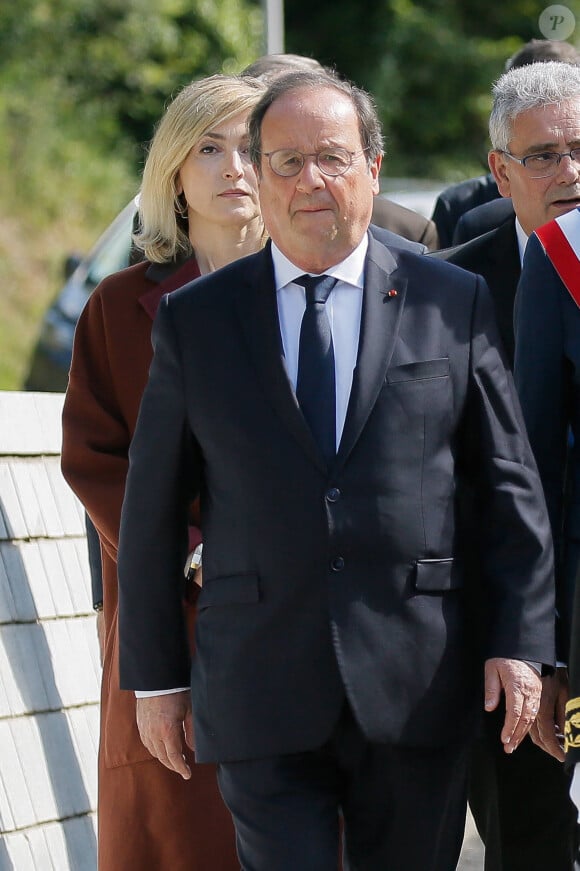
[326,487,341,503]
[331,556,345,572]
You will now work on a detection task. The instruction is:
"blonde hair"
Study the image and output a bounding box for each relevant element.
[134,75,266,263]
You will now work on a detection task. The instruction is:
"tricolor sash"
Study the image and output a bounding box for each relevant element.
[535,207,580,309]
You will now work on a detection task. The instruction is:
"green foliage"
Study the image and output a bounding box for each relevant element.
[2,0,580,388]
[0,0,263,388]
[1,0,263,152]
[286,0,580,178]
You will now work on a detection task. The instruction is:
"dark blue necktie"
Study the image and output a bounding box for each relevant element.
[295,274,337,464]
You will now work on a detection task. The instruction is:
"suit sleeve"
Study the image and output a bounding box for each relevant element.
[464,275,556,665]
[118,296,200,691]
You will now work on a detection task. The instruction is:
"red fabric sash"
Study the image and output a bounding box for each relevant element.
[535,211,580,309]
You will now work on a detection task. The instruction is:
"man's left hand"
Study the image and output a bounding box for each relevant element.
[484,657,542,754]
[529,667,567,762]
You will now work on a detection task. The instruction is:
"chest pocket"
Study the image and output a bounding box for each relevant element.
[382,357,451,420]
[386,357,449,384]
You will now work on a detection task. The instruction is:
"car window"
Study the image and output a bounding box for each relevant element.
[85,200,137,288]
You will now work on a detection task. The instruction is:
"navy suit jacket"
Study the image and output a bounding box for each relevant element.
[118,233,555,764]
[515,230,580,661]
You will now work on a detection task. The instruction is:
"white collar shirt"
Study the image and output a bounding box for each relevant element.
[271,236,367,448]
[515,217,529,265]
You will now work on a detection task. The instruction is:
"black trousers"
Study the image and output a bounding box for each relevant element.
[217,703,470,871]
[469,706,578,871]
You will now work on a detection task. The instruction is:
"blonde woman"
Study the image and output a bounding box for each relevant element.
[61,74,266,871]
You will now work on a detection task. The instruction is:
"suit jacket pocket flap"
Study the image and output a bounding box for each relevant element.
[387,358,449,384]
[414,558,460,592]
[198,573,260,609]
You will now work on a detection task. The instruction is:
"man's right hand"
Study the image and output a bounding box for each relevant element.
[136,691,194,780]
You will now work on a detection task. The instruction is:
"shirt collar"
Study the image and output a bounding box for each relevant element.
[515,217,529,265]
[271,235,368,291]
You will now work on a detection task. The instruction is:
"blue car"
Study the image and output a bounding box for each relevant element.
[25,197,139,392]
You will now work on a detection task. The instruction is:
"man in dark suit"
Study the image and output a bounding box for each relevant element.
[516,209,580,783]
[117,69,555,871]
[431,39,580,248]
[437,61,580,870]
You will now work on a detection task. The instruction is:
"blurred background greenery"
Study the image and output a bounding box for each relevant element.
[1,0,579,388]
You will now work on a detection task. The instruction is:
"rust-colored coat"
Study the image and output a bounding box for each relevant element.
[61,258,238,871]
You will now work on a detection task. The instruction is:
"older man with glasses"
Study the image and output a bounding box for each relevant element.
[436,60,580,871]
[117,69,555,871]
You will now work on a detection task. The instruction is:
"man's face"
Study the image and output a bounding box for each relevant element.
[489,98,580,236]
[256,86,381,272]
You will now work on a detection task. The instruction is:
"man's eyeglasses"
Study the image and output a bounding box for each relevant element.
[500,147,580,178]
[262,147,366,177]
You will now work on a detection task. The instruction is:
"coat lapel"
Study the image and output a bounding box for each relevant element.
[235,245,327,473]
[336,235,407,467]
[139,257,201,321]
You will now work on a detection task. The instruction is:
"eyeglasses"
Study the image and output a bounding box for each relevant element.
[500,147,580,178]
[262,147,366,177]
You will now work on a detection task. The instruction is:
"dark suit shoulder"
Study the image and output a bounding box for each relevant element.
[169,247,268,309]
[369,223,427,254]
[434,224,505,270]
[452,198,514,245]
[388,240,484,301]
[432,217,517,274]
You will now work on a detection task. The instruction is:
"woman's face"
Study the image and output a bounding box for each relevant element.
[177,109,261,233]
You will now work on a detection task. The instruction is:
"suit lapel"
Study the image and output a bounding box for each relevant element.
[336,235,407,467]
[487,217,520,288]
[235,246,327,472]
[484,218,520,363]
[236,238,408,473]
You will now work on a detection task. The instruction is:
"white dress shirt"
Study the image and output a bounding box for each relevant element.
[515,217,528,265]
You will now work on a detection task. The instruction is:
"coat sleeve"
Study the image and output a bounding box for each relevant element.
[61,287,133,563]
[118,296,200,691]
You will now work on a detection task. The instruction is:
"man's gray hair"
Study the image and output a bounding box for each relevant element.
[489,61,580,150]
[248,70,384,170]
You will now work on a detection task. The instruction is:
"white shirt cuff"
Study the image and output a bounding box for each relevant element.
[135,687,189,698]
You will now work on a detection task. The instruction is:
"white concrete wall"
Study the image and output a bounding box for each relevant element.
[0,392,99,871]
[0,391,484,870]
